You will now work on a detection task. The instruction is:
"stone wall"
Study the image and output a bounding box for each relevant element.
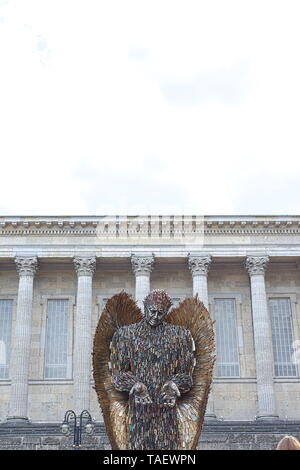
[1,259,300,423]
[1,421,300,450]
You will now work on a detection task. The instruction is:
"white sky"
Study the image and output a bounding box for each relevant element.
[0,0,299,215]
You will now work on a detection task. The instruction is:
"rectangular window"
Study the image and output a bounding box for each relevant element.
[214,298,240,377]
[0,300,13,379]
[269,298,297,377]
[44,299,69,379]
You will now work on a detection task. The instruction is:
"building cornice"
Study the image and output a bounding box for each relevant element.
[1,215,300,237]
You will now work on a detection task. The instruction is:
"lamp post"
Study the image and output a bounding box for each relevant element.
[61,410,94,449]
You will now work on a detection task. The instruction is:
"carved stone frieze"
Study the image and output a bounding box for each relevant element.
[0,215,300,243]
[1,216,300,239]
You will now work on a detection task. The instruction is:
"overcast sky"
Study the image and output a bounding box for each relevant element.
[0,0,299,216]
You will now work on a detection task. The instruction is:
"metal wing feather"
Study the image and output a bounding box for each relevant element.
[165,295,216,450]
[92,292,142,450]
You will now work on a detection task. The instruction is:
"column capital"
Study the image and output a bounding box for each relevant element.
[131,254,154,275]
[245,256,269,276]
[73,256,96,276]
[15,256,38,277]
[188,254,212,276]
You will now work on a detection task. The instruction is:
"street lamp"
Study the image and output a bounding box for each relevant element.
[61,410,94,449]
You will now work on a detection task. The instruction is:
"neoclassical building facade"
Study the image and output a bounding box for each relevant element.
[0,215,300,426]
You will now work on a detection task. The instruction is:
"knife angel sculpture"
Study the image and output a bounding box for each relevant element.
[92,290,215,450]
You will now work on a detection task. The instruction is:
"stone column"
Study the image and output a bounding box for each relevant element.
[131,254,154,310]
[7,256,38,423]
[245,256,278,420]
[188,255,211,308]
[73,256,96,414]
[188,254,216,420]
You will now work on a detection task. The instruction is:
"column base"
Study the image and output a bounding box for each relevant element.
[1,416,32,426]
[255,415,279,422]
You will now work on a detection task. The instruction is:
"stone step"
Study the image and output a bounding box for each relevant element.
[1,420,300,436]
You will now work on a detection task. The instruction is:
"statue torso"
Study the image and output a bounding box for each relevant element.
[119,320,188,401]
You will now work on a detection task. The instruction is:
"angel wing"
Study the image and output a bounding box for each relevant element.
[165,295,216,450]
[92,291,142,450]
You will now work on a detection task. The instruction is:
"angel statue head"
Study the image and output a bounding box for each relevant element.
[143,289,173,327]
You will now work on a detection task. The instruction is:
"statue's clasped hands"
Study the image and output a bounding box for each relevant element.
[129,380,180,407]
[129,382,152,405]
[159,381,181,408]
